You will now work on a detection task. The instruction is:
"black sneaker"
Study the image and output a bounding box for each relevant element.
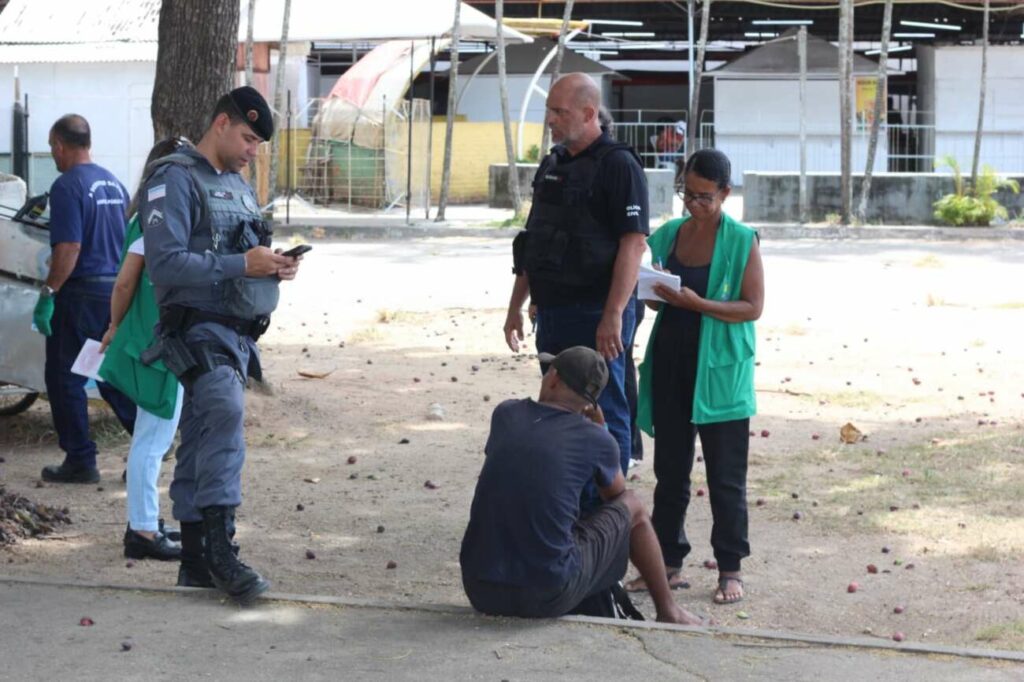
[124,526,182,561]
[41,463,100,484]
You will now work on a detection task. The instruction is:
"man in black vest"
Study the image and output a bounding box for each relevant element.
[505,73,648,500]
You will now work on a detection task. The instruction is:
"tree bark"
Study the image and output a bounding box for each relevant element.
[539,0,575,156]
[838,0,853,224]
[857,0,892,222]
[970,0,989,190]
[152,0,239,144]
[267,0,292,200]
[436,0,462,222]
[495,0,523,217]
[244,0,256,85]
[687,0,711,159]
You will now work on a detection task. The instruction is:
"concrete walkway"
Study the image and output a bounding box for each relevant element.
[3,577,1021,681]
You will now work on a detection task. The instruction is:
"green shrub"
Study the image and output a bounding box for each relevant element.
[933,155,1020,227]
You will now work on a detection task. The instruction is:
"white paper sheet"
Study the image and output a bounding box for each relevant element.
[70,339,106,381]
[637,265,682,302]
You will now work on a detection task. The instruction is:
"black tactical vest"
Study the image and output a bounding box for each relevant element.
[521,141,640,301]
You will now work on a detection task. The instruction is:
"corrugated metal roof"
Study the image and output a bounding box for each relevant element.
[0,42,158,64]
[0,0,160,43]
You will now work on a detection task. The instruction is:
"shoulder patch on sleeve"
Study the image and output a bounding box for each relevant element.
[147,184,166,202]
[146,208,164,228]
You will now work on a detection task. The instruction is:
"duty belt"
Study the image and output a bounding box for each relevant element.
[162,305,271,342]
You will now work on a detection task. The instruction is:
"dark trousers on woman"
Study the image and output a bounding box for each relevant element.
[650,356,750,573]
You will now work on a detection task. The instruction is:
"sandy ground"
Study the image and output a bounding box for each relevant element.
[1,236,1022,651]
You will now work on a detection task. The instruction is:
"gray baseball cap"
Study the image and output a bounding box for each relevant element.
[538,346,609,407]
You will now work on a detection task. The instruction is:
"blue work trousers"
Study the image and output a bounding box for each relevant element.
[169,323,251,523]
[44,279,136,469]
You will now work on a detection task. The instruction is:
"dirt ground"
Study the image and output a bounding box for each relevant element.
[1,236,1022,651]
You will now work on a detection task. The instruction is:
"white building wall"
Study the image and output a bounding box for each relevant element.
[0,61,156,195]
[925,46,1024,173]
[714,78,887,187]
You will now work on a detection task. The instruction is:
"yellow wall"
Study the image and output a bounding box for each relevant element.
[429,121,545,203]
[269,123,544,205]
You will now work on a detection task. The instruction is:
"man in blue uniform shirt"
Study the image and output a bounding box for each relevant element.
[141,87,300,604]
[35,114,136,484]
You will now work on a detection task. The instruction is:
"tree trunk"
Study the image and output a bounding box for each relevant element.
[686,0,711,158]
[838,0,853,224]
[857,0,892,222]
[152,0,239,143]
[267,0,292,201]
[244,0,256,85]
[539,0,575,155]
[970,0,989,190]
[436,0,461,222]
[495,0,523,217]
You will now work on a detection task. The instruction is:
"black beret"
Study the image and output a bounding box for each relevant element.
[228,86,273,141]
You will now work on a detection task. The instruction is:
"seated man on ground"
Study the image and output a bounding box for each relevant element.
[460,346,703,625]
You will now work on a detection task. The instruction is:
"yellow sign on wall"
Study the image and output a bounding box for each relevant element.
[855,77,885,130]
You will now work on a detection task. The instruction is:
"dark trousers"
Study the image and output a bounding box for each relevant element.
[44,279,136,469]
[624,299,645,461]
[650,353,750,572]
[537,300,636,514]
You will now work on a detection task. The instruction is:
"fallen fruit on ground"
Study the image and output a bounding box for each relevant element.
[703,559,717,569]
[386,560,397,569]
[867,564,878,574]
[892,632,905,642]
[79,617,94,626]
[847,582,859,593]
[894,605,905,614]
[305,549,316,560]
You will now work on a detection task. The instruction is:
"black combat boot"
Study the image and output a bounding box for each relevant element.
[201,506,269,605]
[176,521,215,588]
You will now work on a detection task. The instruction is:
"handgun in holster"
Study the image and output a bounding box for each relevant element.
[234,218,273,251]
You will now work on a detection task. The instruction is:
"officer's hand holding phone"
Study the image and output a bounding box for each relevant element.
[245,245,294,277]
[274,244,310,281]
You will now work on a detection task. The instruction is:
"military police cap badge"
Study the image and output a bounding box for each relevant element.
[228,86,274,141]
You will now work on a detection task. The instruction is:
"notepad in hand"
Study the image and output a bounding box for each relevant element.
[638,265,681,302]
[70,339,106,381]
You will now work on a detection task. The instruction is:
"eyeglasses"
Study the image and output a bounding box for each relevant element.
[676,189,719,206]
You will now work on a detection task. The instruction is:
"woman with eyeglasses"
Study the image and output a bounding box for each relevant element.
[98,137,194,561]
[626,148,764,606]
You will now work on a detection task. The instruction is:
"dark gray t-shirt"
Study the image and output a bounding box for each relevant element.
[460,399,621,589]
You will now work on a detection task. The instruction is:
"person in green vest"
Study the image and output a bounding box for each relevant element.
[626,149,764,605]
[98,137,193,561]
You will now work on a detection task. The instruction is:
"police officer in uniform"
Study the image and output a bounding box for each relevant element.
[505,73,648,501]
[141,87,300,604]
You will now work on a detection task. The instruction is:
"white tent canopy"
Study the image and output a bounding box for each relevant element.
[240,0,532,44]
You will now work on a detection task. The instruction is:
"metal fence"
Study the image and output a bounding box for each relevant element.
[285,97,430,214]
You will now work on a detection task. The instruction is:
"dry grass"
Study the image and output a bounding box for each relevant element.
[974,620,1024,650]
[769,429,1024,553]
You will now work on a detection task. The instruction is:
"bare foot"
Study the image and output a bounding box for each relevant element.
[713,572,744,605]
[656,602,705,626]
[625,567,689,593]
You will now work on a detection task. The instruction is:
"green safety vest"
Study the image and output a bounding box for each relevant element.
[637,212,758,432]
[98,215,179,420]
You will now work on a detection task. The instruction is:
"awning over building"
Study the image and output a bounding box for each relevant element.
[711,30,889,79]
[459,38,617,76]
